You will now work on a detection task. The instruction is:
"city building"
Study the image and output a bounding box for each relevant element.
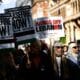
[49,0,80,44]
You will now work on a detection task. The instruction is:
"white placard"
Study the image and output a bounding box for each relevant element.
[0,43,15,49]
[34,17,65,39]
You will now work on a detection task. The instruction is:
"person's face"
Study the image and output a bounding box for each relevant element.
[72,43,78,54]
[63,46,68,52]
[55,46,63,56]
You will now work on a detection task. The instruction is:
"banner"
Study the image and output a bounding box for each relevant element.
[34,17,65,39]
[0,13,15,49]
[0,14,13,39]
[5,6,36,44]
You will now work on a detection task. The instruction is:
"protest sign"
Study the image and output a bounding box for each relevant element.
[0,13,15,49]
[5,6,36,44]
[34,17,65,39]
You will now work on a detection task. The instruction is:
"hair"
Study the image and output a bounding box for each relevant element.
[68,41,77,54]
[68,41,77,45]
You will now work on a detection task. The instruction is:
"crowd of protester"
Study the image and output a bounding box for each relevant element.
[0,40,80,80]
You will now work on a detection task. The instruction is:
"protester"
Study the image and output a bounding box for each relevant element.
[0,53,6,80]
[67,41,80,80]
[3,51,17,80]
[52,41,70,80]
[63,45,68,56]
[28,40,54,80]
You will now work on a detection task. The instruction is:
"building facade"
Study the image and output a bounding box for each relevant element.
[32,0,50,19]
[49,0,80,44]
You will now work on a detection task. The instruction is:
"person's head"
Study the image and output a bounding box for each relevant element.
[53,41,63,57]
[63,45,68,52]
[30,40,41,54]
[68,42,79,54]
[25,45,31,53]
[17,49,25,56]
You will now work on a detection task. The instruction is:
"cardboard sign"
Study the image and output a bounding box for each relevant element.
[0,13,13,39]
[34,17,65,39]
[0,13,15,49]
[5,6,36,44]
[0,43,15,49]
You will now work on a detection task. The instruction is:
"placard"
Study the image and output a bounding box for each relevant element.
[34,17,65,39]
[0,13,15,49]
[0,13,13,39]
[5,6,36,44]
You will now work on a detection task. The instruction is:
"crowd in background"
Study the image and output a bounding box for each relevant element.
[0,40,80,80]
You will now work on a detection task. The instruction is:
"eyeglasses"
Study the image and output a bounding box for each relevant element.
[72,46,78,49]
[56,46,63,49]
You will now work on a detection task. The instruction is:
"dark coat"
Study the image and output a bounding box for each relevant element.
[53,55,70,80]
[66,53,80,80]
[67,58,80,80]
[29,51,54,80]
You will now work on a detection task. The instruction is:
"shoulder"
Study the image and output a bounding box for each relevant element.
[62,55,68,63]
